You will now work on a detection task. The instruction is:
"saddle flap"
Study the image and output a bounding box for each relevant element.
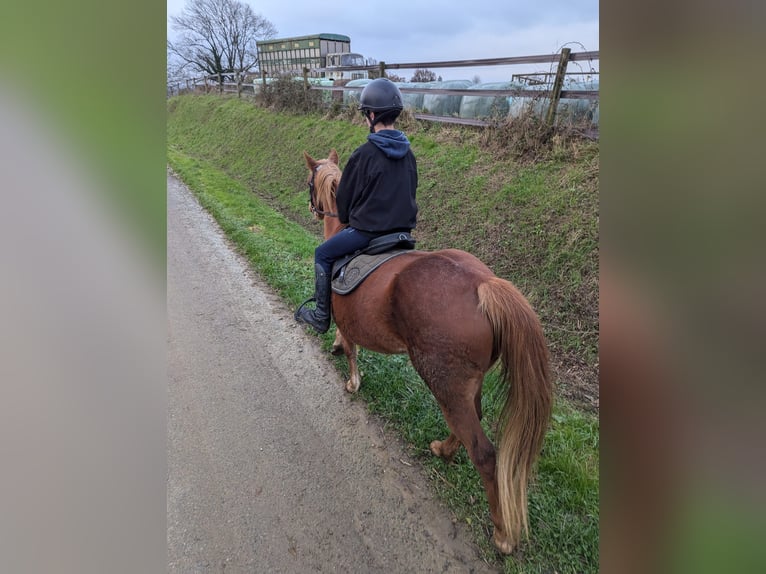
[331,250,412,295]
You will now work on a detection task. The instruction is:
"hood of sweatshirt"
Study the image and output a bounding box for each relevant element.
[367,129,411,159]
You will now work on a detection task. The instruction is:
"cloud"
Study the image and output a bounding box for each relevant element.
[167,0,599,82]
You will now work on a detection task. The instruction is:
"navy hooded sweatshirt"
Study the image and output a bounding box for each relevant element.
[336,129,418,234]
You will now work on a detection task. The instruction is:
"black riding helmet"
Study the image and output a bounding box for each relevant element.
[358,78,404,133]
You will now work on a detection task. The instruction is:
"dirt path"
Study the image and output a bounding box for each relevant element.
[167,172,498,573]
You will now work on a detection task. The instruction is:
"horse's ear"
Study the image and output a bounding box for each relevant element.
[329,149,339,165]
[303,151,317,171]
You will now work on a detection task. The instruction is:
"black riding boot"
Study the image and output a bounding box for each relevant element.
[294,264,332,333]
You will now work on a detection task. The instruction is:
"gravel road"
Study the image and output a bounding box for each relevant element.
[167,172,498,573]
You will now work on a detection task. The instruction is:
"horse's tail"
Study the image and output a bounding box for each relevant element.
[477,276,553,550]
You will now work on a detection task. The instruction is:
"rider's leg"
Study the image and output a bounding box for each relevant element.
[294,227,370,333]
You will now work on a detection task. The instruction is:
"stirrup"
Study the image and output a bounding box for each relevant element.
[294,296,316,320]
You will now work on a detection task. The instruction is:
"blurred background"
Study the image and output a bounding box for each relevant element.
[1,2,166,573]
[600,1,766,571]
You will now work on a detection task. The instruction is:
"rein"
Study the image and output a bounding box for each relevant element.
[308,164,338,218]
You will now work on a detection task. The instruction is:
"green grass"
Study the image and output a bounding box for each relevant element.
[168,95,599,573]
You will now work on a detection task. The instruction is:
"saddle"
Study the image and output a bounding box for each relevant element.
[331,232,417,295]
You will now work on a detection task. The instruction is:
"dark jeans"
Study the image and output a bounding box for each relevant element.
[315,227,372,275]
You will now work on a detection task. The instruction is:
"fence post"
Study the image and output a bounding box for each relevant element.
[545,47,570,126]
[332,82,343,104]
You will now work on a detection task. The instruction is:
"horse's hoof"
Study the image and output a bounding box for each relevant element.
[429,440,443,457]
[493,530,514,555]
[345,379,359,393]
[429,440,456,462]
[330,344,344,356]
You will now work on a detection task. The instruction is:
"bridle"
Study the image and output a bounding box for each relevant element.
[308,164,338,218]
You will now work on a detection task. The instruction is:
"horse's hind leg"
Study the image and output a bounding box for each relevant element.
[429,376,508,553]
[430,379,483,461]
[446,405,506,552]
[430,433,461,461]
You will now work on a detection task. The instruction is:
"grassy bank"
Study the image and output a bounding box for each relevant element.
[167,95,599,573]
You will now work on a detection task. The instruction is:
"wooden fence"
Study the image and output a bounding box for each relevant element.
[169,48,599,131]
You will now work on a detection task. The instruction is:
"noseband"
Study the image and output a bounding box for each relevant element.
[308,164,338,218]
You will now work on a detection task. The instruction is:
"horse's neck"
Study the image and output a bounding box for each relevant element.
[321,170,344,239]
[323,216,344,239]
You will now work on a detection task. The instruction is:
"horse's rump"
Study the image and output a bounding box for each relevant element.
[332,249,497,372]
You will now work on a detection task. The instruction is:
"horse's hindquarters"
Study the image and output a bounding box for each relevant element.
[391,252,496,371]
[332,251,495,370]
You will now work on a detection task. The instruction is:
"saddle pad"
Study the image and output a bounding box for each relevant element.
[331,250,412,295]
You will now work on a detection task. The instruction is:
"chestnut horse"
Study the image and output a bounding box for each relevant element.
[302,149,553,554]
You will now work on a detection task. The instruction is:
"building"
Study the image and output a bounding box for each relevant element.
[256,33,367,80]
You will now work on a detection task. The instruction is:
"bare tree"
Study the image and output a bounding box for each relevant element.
[168,0,276,91]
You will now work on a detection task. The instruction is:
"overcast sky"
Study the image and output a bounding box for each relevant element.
[167,0,599,83]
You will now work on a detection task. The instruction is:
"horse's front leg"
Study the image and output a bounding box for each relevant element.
[331,327,360,392]
[342,341,361,394]
[331,328,345,356]
[344,341,360,393]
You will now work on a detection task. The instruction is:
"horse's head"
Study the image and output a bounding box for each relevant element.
[303,149,341,222]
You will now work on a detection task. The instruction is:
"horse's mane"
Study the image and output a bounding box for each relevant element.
[314,160,341,211]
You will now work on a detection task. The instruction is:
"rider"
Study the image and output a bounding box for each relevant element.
[295,77,419,333]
